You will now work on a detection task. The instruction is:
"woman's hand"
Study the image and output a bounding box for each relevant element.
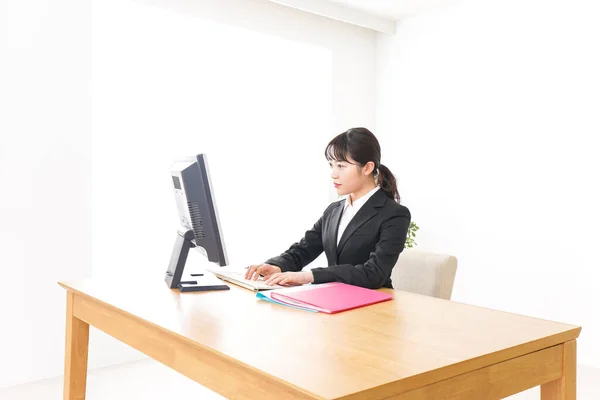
[245,263,282,280]
[264,271,314,286]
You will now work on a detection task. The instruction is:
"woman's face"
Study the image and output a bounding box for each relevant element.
[329,156,373,196]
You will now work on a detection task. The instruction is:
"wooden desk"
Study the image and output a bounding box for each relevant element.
[59,279,581,400]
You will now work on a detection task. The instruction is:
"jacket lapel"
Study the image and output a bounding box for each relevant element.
[326,200,345,265]
[336,189,387,257]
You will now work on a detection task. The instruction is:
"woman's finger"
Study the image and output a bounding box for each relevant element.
[251,265,262,280]
[245,265,258,280]
[279,278,291,286]
[265,273,283,285]
[264,273,278,285]
[259,266,275,279]
[252,264,268,280]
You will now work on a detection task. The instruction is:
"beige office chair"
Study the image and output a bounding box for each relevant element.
[391,249,458,300]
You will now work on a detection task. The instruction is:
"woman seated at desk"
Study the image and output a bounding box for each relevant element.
[245,127,411,290]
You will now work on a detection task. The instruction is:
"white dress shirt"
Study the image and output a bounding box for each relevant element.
[337,186,381,245]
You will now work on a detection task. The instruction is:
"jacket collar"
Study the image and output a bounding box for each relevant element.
[331,189,388,257]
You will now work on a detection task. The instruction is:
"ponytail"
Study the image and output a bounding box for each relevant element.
[376,164,400,202]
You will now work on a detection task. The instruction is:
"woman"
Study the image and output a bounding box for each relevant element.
[245,127,411,289]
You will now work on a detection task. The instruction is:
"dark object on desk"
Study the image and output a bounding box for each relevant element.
[165,228,230,292]
[178,281,229,292]
[165,154,230,292]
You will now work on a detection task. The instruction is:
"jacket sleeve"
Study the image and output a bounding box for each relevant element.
[310,208,410,289]
[264,203,334,272]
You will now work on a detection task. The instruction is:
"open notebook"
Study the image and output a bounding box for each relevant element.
[256,282,393,314]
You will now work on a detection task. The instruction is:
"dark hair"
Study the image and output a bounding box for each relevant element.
[324,127,400,202]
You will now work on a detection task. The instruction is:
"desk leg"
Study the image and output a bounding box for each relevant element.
[64,292,89,400]
[541,340,576,400]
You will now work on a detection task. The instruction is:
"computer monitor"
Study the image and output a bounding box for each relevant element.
[165,154,229,291]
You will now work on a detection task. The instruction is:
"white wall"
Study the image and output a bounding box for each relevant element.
[376,0,600,367]
[139,0,377,134]
[0,0,376,389]
[90,0,333,372]
[92,0,333,284]
[0,0,93,389]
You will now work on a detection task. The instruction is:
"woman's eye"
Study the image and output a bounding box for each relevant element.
[337,164,345,169]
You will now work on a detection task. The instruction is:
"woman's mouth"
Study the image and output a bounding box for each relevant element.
[334,183,341,188]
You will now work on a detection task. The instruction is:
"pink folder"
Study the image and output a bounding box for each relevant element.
[270,282,393,314]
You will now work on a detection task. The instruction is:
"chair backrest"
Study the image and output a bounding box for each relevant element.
[391,249,458,300]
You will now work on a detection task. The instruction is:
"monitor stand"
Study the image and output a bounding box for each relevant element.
[164,229,229,292]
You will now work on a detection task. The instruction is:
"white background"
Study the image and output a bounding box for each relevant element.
[376,0,600,368]
[0,0,376,389]
[2,0,598,390]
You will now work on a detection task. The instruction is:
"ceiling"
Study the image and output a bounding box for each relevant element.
[267,0,453,34]
[319,0,452,20]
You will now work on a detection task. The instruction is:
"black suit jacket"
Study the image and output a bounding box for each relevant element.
[265,189,411,289]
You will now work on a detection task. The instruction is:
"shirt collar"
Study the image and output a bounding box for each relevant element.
[345,186,380,211]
